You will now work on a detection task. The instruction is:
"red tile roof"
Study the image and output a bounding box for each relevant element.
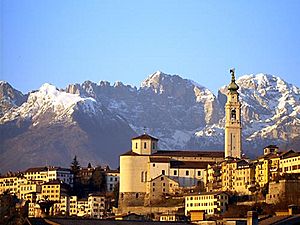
[131,133,158,141]
[170,161,212,169]
[153,150,224,158]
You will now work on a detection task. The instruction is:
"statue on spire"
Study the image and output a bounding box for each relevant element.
[228,68,239,92]
[230,68,235,82]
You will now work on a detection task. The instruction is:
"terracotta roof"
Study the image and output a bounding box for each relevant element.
[24,167,48,173]
[153,150,224,158]
[24,166,71,173]
[120,150,142,156]
[149,157,171,163]
[264,145,279,149]
[150,174,179,183]
[281,151,300,159]
[185,191,229,196]
[170,161,211,169]
[42,179,62,185]
[37,218,189,225]
[106,169,119,173]
[131,133,158,141]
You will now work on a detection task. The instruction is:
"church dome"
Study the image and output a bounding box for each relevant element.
[228,81,239,91]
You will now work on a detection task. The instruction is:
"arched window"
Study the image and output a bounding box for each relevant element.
[231,109,236,120]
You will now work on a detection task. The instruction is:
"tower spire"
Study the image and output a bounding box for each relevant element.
[225,68,242,159]
[230,68,235,82]
[228,68,239,92]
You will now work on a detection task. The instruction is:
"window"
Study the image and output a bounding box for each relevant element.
[162,170,165,175]
[153,188,155,192]
[153,163,155,167]
[197,171,201,176]
[161,177,164,181]
[174,170,177,176]
[186,170,189,176]
[136,193,139,198]
[135,143,138,149]
[144,142,147,149]
[231,109,236,120]
[152,142,155,149]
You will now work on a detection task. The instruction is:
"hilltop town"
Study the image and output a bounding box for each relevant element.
[1,71,300,224]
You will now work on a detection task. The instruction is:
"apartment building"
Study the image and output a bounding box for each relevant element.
[185,191,229,216]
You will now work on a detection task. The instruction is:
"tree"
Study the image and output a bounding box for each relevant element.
[70,155,81,196]
[70,155,80,176]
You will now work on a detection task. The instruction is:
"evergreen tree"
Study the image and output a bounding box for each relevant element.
[70,156,81,196]
[70,155,80,175]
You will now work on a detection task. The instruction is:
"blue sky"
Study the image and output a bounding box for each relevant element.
[1,0,300,94]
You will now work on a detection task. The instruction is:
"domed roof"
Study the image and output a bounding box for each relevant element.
[228,81,239,91]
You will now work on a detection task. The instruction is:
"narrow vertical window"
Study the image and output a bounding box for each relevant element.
[141,172,144,182]
[135,142,138,149]
[231,109,236,120]
[144,142,147,149]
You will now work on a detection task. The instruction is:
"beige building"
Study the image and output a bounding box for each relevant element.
[20,182,41,200]
[185,191,229,216]
[24,166,73,187]
[159,213,181,221]
[266,178,300,205]
[88,193,107,219]
[148,174,179,203]
[58,193,107,218]
[119,134,224,210]
[224,69,242,159]
[41,179,68,201]
[221,159,255,195]
[0,173,27,198]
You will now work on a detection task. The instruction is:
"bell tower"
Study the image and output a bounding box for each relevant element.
[225,68,242,158]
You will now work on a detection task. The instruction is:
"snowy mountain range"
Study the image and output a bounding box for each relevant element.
[0,71,299,172]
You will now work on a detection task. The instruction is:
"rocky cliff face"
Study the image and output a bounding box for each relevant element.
[0,72,299,172]
[0,81,27,117]
[0,83,135,172]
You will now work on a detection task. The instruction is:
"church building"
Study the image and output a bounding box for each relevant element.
[118,69,242,211]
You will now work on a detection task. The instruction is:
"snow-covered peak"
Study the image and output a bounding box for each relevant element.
[0,83,98,125]
[0,81,8,85]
